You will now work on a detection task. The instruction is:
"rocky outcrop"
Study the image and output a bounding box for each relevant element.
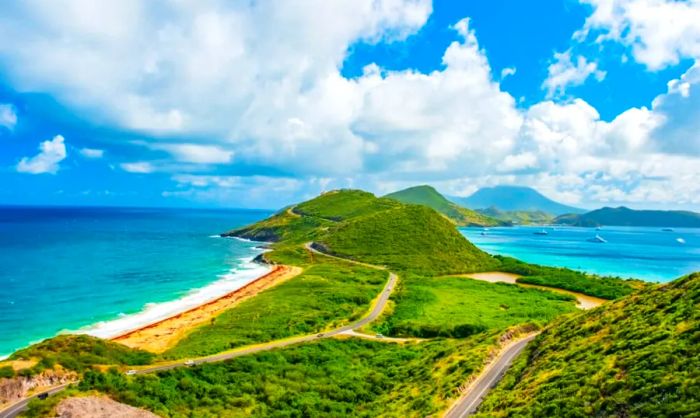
[0,370,77,404]
[55,396,159,418]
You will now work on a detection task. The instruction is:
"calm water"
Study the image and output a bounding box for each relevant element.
[0,206,271,357]
[461,225,700,282]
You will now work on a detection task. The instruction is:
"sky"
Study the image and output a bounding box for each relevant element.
[0,0,699,210]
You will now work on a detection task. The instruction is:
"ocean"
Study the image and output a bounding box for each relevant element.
[461,225,700,282]
[0,206,271,358]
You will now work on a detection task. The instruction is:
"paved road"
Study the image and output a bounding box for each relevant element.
[443,333,538,418]
[0,243,397,418]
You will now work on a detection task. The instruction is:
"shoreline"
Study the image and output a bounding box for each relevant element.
[112,264,302,353]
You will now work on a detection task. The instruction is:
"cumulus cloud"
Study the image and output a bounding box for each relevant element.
[543,50,606,97]
[151,143,234,164]
[17,135,67,174]
[79,148,104,158]
[120,161,154,173]
[500,67,516,79]
[578,0,700,70]
[0,103,17,130]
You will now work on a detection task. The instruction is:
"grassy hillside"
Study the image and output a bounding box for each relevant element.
[555,206,700,227]
[385,185,503,227]
[372,276,577,338]
[316,204,498,275]
[8,335,154,375]
[474,272,700,417]
[477,207,554,225]
[77,337,499,417]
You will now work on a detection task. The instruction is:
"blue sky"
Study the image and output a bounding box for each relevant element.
[0,0,699,210]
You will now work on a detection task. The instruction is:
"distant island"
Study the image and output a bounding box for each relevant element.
[452,185,584,215]
[555,206,700,228]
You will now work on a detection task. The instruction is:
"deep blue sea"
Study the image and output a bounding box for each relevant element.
[0,206,271,358]
[461,225,700,282]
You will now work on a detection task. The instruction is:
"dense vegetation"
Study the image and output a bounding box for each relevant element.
[474,272,700,417]
[294,189,400,221]
[384,185,503,227]
[373,275,577,338]
[317,205,498,275]
[497,256,643,299]
[455,185,582,215]
[476,207,553,225]
[78,337,498,417]
[9,335,154,375]
[164,258,386,359]
[555,206,700,227]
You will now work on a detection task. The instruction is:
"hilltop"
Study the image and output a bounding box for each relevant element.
[226,189,498,274]
[453,185,583,215]
[384,185,504,227]
[555,206,700,228]
[476,206,554,225]
[475,272,700,417]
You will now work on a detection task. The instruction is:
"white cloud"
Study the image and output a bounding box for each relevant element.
[17,135,67,174]
[120,161,154,173]
[578,0,700,70]
[79,148,104,158]
[500,67,516,79]
[542,50,606,97]
[151,143,233,164]
[0,103,17,130]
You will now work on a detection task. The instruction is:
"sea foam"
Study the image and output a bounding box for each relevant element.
[78,256,271,339]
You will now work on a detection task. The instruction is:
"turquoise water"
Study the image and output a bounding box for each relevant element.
[0,206,271,358]
[461,225,700,282]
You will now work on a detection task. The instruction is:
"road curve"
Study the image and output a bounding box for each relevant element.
[0,243,398,418]
[443,333,538,418]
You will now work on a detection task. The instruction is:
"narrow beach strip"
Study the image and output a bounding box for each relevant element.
[112,265,302,353]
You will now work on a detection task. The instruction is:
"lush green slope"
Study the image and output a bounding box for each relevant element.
[474,272,700,417]
[385,185,503,227]
[294,189,400,221]
[316,204,498,275]
[555,206,700,227]
[373,275,577,338]
[78,337,498,417]
[477,207,554,225]
[455,185,583,215]
[164,258,386,359]
[8,335,154,375]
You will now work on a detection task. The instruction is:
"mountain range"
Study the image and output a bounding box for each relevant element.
[555,206,700,228]
[452,185,584,215]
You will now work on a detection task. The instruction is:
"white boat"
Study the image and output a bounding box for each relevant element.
[587,234,607,243]
[534,229,548,236]
[677,238,686,244]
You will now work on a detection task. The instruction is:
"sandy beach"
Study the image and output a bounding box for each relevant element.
[112,264,302,353]
[459,272,606,309]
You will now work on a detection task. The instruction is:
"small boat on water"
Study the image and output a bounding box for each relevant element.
[480,231,487,236]
[534,229,548,236]
[662,228,674,232]
[596,226,602,231]
[677,238,686,244]
[587,234,607,243]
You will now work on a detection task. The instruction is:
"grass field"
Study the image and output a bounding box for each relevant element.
[78,337,500,417]
[373,275,578,338]
[163,259,386,359]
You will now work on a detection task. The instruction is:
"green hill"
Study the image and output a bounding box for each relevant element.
[454,185,583,215]
[474,272,700,417]
[316,204,498,274]
[477,206,554,225]
[555,206,700,228]
[384,185,504,227]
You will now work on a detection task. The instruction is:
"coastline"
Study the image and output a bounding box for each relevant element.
[111,264,302,353]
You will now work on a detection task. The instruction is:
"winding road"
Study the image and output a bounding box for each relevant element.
[0,242,396,418]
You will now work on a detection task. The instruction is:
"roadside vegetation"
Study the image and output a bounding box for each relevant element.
[474,272,699,417]
[163,259,386,359]
[496,256,644,299]
[373,275,577,338]
[8,335,153,376]
[79,337,499,417]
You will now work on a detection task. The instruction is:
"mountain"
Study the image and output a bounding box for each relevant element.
[555,206,700,228]
[384,185,504,227]
[476,207,554,225]
[453,186,583,215]
[474,272,700,417]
